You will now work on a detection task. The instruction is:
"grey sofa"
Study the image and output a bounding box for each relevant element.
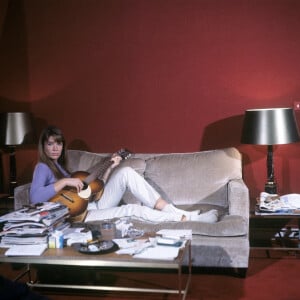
[14,147,249,275]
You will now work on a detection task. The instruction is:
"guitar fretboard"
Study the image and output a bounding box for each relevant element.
[84,159,113,184]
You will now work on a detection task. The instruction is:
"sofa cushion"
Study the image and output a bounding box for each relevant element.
[118,158,146,176]
[67,150,146,176]
[67,150,107,173]
[86,213,247,237]
[126,202,245,237]
[85,204,247,237]
[144,148,242,207]
[130,215,248,237]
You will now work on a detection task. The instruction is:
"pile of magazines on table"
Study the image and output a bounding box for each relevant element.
[257,192,300,214]
[0,202,70,247]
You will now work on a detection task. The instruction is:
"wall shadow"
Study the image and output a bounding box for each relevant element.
[200,114,263,204]
[200,115,244,151]
[68,139,92,152]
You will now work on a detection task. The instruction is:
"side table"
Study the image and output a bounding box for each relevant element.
[250,207,300,255]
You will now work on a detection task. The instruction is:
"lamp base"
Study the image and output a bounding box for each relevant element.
[265,181,277,194]
[8,146,17,197]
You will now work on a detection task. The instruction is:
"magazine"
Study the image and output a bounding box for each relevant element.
[0,202,69,224]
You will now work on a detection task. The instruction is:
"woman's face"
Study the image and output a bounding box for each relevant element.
[44,136,63,162]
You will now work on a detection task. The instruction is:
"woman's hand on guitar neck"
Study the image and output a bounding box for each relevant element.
[54,177,84,193]
[110,153,122,169]
[101,153,122,184]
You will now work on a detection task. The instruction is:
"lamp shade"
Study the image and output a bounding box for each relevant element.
[241,108,300,145]
[0,112,35,146]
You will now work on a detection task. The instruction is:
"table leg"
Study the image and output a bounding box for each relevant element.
[178,241,192,300]
[13,264,32,283]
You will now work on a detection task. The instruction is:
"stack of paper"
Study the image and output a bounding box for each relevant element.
[5,244,48,256]
[0,202,70,247]
[259,192,300,212]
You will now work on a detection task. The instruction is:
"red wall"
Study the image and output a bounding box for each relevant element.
[1,0,300,205]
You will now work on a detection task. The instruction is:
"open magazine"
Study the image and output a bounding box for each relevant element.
[258,192,300,213]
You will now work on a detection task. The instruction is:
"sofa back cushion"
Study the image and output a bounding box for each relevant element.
[66,148,242,208]
[67,150,146,176]
[67,150,108,173]
[144,147,242,207]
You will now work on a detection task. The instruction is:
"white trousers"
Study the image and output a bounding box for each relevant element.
[86,167,182,222]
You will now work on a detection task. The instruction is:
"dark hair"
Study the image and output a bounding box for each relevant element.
[38,125,69,179]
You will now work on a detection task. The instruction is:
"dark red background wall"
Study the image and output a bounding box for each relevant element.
[1,0,300,205]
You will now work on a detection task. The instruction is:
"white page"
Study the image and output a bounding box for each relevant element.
[5,243,48,256]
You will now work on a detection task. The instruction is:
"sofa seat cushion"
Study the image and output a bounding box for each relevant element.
[178,204,228,219]
[83,202,247,237]
[130,214,247,237]
[85,203,247,238]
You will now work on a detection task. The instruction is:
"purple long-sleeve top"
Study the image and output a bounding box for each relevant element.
[30,162,70,204]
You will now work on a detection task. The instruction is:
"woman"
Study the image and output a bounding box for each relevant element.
[30,126,218,223]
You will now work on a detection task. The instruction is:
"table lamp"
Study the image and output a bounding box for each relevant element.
[241,107,300,194]
[0,112,35,197]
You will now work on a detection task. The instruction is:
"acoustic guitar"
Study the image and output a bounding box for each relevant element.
[50,149,131,217]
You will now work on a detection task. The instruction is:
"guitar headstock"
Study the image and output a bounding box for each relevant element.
[117,148,132,160]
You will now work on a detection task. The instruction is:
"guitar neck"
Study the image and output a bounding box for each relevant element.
[83,159,113,185]
[80,149,131,186]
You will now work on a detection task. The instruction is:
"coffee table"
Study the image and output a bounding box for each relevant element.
[0,240,191,299]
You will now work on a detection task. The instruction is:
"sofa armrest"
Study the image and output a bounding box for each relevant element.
[228,178,249,221]
[14,183,31,210]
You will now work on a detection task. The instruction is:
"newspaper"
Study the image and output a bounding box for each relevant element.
[258,192,300,213]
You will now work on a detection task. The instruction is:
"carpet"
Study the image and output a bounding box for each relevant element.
[1,249,300,299]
